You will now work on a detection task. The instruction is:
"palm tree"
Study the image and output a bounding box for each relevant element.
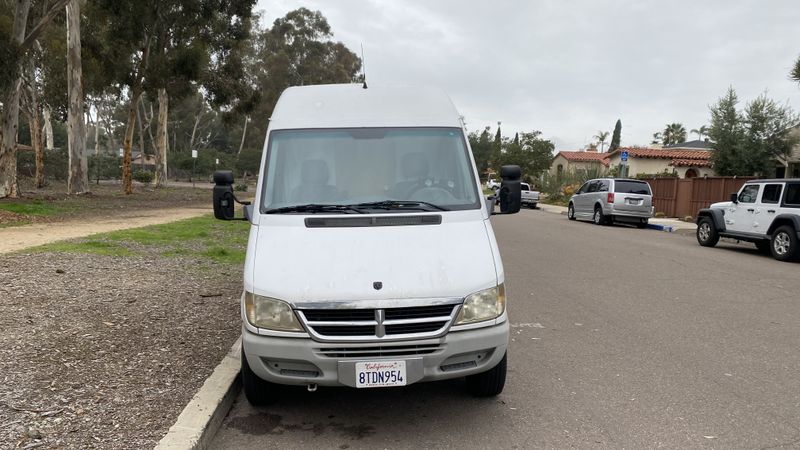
[651,132,662,145]
[593,130,610,152]
[662,123,687,145]
[690,125,709,141]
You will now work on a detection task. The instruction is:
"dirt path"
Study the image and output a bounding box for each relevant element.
[0,206,211,254]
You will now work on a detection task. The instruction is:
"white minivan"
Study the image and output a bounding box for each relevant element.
[212,84,522,404]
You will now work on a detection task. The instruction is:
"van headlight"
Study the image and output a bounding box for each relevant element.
[244,292,303,332]
[455,284,505,325]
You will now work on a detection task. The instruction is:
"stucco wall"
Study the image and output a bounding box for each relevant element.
[607,155,714,178]
[549,155,607,175]
[674,166,714,178]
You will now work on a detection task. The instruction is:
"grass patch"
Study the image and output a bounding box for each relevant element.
[38,240,133,256]
[33,215,249,264]
[0,200,68,216]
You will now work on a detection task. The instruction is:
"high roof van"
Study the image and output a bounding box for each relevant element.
[212,84,522,403]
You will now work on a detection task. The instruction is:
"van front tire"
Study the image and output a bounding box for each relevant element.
[242,348,278,406]
[465,352,507,397]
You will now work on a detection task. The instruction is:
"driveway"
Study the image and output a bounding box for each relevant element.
[209,208,800,449]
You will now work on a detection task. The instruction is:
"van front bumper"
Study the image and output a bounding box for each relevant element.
[242,321,509,387]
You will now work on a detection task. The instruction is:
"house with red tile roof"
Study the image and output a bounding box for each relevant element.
[606,147,713,178]
[549,149,611,177]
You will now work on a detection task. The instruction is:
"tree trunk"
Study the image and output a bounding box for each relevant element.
[42,105,54,151]
[189,115,200,152]
[20,56,44,189]
[30,106,43,189]
[154,88,168,188]
[99,103,116,153]
[136,99,146,171]
[121,87,141,195]
[237,115,248,156]
[0,0,32,199]
[66,0,88,194]
[93,108,100,155]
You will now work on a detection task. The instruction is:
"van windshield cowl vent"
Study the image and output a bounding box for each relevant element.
[305,215,442,228]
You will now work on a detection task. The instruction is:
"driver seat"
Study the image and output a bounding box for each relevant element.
[389,152,429,199]
[290,159,340,203]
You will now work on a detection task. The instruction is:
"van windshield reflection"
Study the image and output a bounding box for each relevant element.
[260,128,480,213]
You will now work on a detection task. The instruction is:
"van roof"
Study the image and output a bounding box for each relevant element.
[269,84,462,130]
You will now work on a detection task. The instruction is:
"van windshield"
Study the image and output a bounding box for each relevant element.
[260,128,480,212]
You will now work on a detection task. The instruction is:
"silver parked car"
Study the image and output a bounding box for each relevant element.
[567,178,654,228]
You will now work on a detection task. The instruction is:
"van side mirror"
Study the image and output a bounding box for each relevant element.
[730,192,738,204]
[497,165,522,214]
[213,170,251,221]
[213,171,236,220]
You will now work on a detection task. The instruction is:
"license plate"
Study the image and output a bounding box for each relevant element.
[626,199,642,205]
[355,361,406,388]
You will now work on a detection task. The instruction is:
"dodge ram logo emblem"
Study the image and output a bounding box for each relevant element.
[373,281,383,290]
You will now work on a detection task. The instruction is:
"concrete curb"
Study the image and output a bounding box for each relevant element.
[155,337,242,450]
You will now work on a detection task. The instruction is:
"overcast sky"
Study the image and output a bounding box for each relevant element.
[256,0,800,151]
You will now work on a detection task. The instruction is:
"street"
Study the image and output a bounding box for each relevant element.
[210,208,800,449]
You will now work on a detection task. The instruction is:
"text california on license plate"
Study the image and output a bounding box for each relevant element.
[355,361,407,388]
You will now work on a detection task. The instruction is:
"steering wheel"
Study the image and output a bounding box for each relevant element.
[408,186,458,204]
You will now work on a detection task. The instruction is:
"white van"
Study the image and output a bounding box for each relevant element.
[212,84,522,404]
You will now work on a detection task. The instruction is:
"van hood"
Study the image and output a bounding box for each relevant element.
[250,216,498,305]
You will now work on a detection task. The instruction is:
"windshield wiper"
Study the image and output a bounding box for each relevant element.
[264,204,365,214]
[350,200,449,211]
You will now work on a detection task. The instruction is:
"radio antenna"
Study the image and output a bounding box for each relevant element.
[361,43,368,89]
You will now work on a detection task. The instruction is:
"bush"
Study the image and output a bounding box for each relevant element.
[636,170,678,179]
[539,167,606,201]
[89,153,122,181]
[133,170,154,184]
[234,183,248,192]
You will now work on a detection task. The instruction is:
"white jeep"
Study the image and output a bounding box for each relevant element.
[696,179,800,262]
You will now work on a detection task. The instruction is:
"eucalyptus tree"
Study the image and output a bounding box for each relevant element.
[83,0,257,193]
[239,8,361,153]
[0,0,70,198]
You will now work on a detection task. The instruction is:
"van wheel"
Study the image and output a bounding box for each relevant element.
[465,352,507,397]
[696,217,719,247]
[636,219,648,229]
[242,348,277,406]
[567,203,576,220]
[770,226,799,262]
[592,206,606,225]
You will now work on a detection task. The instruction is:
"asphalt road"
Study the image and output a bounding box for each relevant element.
[209,208,800,449]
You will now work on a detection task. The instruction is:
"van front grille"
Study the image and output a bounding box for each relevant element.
[297,304,459,342]
[316,344,443,358]
[385,321,448,335]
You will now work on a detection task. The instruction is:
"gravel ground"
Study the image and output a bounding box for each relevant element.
[0,251,242,449]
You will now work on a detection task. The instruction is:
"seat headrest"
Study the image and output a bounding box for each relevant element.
[401,152,429,178]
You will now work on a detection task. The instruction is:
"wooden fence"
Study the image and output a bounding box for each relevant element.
[641,176,756,218]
